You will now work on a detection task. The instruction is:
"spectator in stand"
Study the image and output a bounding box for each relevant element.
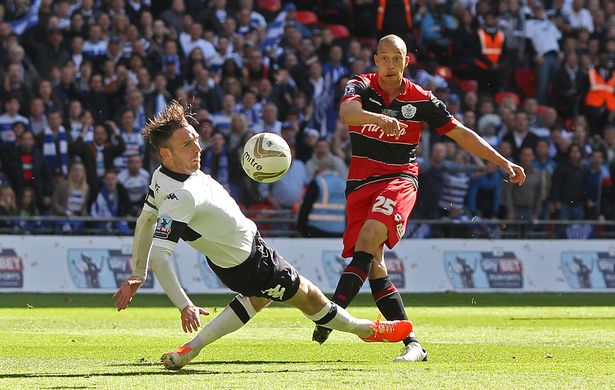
[305,138,348,181]
[28,27,69,80]
[583,150,609,219]
[438,150,483,218]
[524,1,562,105]
[4,44,40,91]
[551,143,586,220]
[259,145,309,211]
[36,110,71,177]
[179,21,217,67]
[227,113,249,152]
[83,24,108,58]
[298,158,346,238]
[81,74,109,124]
[503,147,545,221]
[117,155,150,217]
[474,11,507,95]
[51,162,90,218]
[0,97,28,145]
[467,162,503,219]
[17,187,38,219]
[64,100,84,141]
[253,102,283,135]
[552,51,588,120]
[584,54,615,133]
[415,143,447,219]
[127,89,147,131]
[533,138,557,174]
[90,168,131,234]
[0,186,18,227]
[566,0,594,33]
[502,111,540,162]
[72,123,126,200]
[3,131,52,211]
[601,125,615,164]
[419,0,458,61]
[145,72,173,118]
[26,97,47,136]
[201,132,235,192]
[114,108,145,171]
[211,94,236,135]
[2,62,32,107]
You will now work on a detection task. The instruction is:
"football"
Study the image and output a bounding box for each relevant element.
[241,132,292,183]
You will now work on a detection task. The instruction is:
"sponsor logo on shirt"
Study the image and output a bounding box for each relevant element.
[360,123,407,139]
[154,214,173,239]
[401,104,417,119]
[369,97,383,106]
[166,193,178,200]
[381,109,399,118]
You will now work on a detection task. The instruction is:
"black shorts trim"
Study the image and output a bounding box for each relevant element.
[207,233,301,302]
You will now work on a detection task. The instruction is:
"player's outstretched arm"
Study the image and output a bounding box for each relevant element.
[112,209,157,311]
[446,125,526,185]
[149,245,209,332]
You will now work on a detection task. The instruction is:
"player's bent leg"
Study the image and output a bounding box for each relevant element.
[161,295,270,370]
[314,219,389,344]
[291,276,413,342]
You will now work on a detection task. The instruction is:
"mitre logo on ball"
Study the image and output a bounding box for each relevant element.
[241,132,292,183]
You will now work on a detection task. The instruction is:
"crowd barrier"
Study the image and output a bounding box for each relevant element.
[1,235,614,293]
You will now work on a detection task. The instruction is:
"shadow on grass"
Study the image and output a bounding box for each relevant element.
[1,365,365,380]
[106,359,361,367]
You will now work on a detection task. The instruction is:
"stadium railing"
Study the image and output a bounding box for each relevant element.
[1,214,615,239]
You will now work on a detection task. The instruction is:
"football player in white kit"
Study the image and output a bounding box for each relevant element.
[112,101,414,370]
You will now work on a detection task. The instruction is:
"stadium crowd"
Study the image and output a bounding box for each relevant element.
[0,0,614,236]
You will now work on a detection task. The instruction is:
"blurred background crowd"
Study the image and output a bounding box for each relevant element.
[0,0,614,237]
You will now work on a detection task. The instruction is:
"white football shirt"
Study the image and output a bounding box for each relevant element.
[143,165,257,268]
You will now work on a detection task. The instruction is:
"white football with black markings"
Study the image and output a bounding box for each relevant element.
[241,132,292,183]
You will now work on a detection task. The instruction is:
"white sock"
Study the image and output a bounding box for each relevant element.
[185,295,256,352]
[305,301,372,338]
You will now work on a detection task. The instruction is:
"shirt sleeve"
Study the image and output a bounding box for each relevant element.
[423,92,462,135]
[340,75,369,104]
[152,189,196,251]
[143,185,158,213]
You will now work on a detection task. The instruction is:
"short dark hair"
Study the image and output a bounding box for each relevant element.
[142,100,189,152]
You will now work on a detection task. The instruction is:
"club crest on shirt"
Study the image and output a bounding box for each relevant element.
[401,104,417,119]
[154,214,172,239]
[381,109,399,118]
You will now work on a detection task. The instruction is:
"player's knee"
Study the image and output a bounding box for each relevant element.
[357,220,387,251]
[248,296,271,312]
[303,280,327,313]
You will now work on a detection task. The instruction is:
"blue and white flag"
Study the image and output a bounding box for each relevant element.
[260,10,287,52]
[9,0,41,35]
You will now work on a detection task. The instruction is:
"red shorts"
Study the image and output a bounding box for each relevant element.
[342,179,418,258]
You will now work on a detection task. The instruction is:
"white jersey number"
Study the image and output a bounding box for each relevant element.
[372,196,396,216]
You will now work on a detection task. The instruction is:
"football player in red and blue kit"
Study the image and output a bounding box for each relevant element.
[313,34,526,362]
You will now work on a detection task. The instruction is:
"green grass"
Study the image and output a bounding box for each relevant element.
[0,293,614,389]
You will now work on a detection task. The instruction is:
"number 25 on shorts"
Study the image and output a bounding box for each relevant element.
[372,196,396,215]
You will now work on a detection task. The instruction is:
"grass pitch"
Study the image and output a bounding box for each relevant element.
[0,293,614,389]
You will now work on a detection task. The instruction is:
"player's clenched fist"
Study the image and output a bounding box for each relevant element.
[376,115,408,140]
[504,162,526,185]
[112,276,144,311]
